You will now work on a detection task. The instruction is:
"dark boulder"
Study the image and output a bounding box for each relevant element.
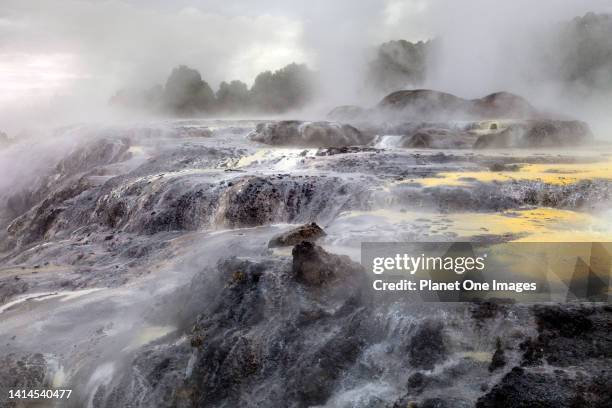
[376,90,537,121]
[292,241,364,286]
[378,90,468,121]
[249,121,374,147]
[399,128,478,149]
[472,92,536,119]
[409,319,448,369]
[474,120,593,148]
[268,222,326,248]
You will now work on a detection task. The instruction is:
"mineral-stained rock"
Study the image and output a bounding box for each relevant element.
[268,222,326,248]
[217,175,365,228]
[474,120,593,148]
[249,121,374,147]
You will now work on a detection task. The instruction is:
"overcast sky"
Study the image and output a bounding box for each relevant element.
[1,0,611,126]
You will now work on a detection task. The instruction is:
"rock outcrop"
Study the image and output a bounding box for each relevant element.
[249,121,374,147]
[474,120,593,148]
[477,305,612,407]
[268,222,326,248]
[292,241,363,286]
[399,127,478,149]
[377,90,537,121]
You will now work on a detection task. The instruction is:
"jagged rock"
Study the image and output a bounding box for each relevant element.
[474,120,592,148]
[268,222,326,247]
[476,366,612,408]
[291,241,363,286]
[218,175,364,228]
[55,137,131,176]
[406,371,430,393]
[249,121,374,147]
[180,253,370,407]
[489,338,506,372]
[409,319,447,369]
[521,305,611,366]
[7,178,93,246]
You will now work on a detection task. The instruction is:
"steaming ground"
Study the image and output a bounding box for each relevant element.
[0,120,611,407]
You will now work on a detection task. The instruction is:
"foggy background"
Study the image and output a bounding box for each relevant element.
[1,0,612,134]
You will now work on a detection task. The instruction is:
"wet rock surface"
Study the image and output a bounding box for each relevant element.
[0,120,611,408]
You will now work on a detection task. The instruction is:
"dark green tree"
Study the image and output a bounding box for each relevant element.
[216,80,250,112]
[163,65,216,115]
[250,63,314,113]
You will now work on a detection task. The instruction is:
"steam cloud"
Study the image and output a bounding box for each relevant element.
[1,0,612,133]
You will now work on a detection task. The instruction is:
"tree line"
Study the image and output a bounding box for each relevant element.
[110,63,315,115]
